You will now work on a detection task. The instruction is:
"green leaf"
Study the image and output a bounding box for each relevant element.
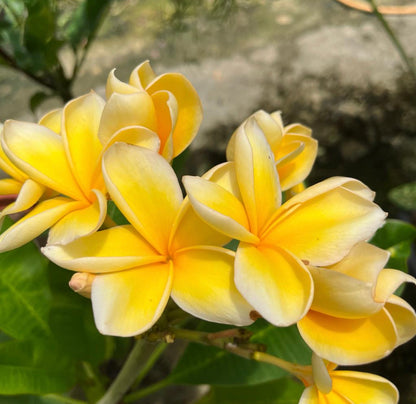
[389,182,416,211]
[0,219,52,339]
[196,377,303,404]
[107,200,129,225]
[30,91,52,114]
[0,394,85,404]
[371,219,416,273]
[169,321,311,385]
[0,338,76,394]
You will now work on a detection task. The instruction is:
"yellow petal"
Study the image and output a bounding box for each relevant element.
[385,294,416,346]
[235,243,313,326]
[299,386,319,404]
[172,246,253,325]
[42,225,163,273]
[226,110,283,161]
[284,123,312,136]
[98,92,157,147]
[146,73,203,156]
[0,136,27,183]
[2,120,85,201]
[0,179,44,217]
[298,308,397,365]
[91,262,173,336]
[331,371,399,404]
[47,189,107,245]
[202,161,241,199]
[169,198,231,252]
[312,353,332,394]
[106,69,138,98]
[103,143,183,254]
[234,117,281,234]
[310,266,383,318]
[375,268,416,303]
[0,197,84,252]
[151,90,178,161]
[129,60,157,90]
[61,92,105,195]
[276,134,318,191]
[38,108,62,134]
[182,175,257,243]
[103,126,160,153]
[0,178,22,195]
[264,186,386,266]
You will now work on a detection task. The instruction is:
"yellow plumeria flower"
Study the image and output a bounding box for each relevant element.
[226,110,318,191]
[105,60,203,162]
[183,116,386,327]
[43,142,253,337]
[298,242,416,365]
[0,92,110,251]
[299,353,399,404]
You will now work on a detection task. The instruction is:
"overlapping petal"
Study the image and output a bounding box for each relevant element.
[235,243,313,326]
[92,262,173,337]
[172,246,253,325]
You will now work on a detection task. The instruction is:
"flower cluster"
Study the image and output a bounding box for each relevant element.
[0,61,414,403]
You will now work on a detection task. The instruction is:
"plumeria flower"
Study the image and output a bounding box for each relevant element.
[298,242,416,365]
[43,142,253,337]
[226,110,318,191]
[183,116,386,327]
[105,60,202,162]
[299,353,399,404]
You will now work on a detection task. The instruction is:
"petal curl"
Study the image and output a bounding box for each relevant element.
[235,243,313,326]
[92,262,173,336]
[42,225,163,273]
[106,69,138,97]
[129,60,157,90]
[385,295,416,346]
[298,308,397,365]
[38,108,62,134]
[172,246,253,325]
[103,143,183,254]
[375,268,416,303]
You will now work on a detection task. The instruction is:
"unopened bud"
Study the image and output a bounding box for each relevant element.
[69,272,95,299]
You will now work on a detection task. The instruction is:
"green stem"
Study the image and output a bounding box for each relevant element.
[124,378,172,403]
[367,0,416,81]
[43,394,86,404]
[97,339,164,404]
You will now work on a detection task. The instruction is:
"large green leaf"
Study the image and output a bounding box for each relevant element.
[371,219,416,273]
[0,338,76,394]
[0,220,51,340]
[196,377,303,404]
[169,320,311,385]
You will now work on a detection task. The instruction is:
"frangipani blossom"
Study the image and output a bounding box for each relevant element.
[298,242,416,365]
[43,142,253,337]
[226,110,318,190]
[105,60,202,161]
[299,354,399,404]
[183,116,386,327]
[0,92,110,251]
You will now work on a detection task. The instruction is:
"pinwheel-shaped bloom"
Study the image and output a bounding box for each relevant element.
[226,110,318,191]
[0,92,110,251]
[299,354,398,404]
[43,142,253,337]
[183,116,386,327]
[298,242,416,365]
[105,60,202,162]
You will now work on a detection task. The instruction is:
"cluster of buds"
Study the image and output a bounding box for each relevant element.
[0,61,414,403]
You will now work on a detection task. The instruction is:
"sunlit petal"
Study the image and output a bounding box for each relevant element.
[0,132,27,182]
[183,175,257,243]
[61,92,105,194]
[98,92,157,147]
[42,225,163,273]
[172,246,253,325]
[332,371,399,404]
[299,386,319,404]
[235,117,281,234]
[298,308,397,365]
[0,178,21,196]
[202,161,241,199]
[106,68,138,97]
[264,186,386,266]
[38,108,62,134]
[146,73,203,156]
[2,120,85,201]
[0,197,84,252]
[375,268,416,303]
[103,143,183,254]
[104,126,160,153]
[385,294,416,346]
[47,189,107,245]
[129,60,157,90]
[284,122,312,136]
[92,262,173,337]
[235,243,313,326]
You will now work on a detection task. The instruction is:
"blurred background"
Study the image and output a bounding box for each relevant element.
[0,0,415,402]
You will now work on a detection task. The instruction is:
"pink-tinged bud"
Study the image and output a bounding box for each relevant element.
[69,272,95,299]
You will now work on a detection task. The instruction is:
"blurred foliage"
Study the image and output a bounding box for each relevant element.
[389,182,416,211]
[0,0,113,110]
